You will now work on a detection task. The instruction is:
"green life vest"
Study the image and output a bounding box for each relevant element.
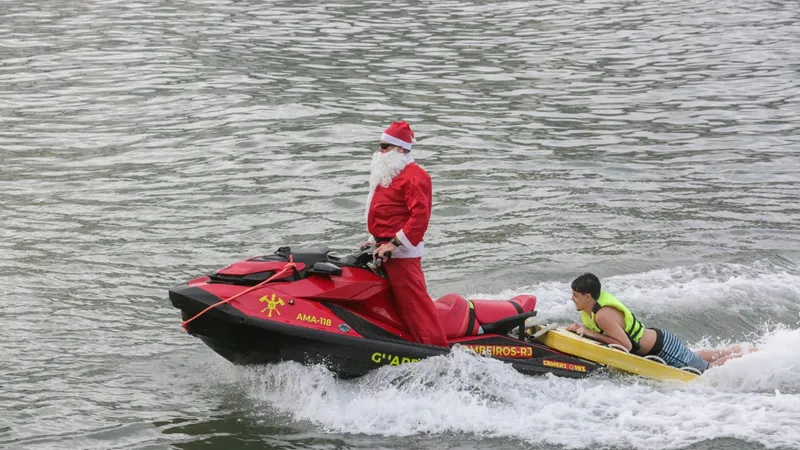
[580,291,646,352]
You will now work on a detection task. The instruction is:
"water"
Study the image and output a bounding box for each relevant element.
[2,0,799,448]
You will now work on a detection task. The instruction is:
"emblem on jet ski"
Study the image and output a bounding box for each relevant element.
[259,293,285,317]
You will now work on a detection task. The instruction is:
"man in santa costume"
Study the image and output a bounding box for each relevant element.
[365,121,449,348]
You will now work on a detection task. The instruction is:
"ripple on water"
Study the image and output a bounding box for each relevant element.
[1,0,799,448]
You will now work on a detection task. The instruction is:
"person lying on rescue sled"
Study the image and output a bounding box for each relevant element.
[567,273,753,373]
[362,121,449,348]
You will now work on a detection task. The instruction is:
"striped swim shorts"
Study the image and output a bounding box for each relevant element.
[648,328,710,373]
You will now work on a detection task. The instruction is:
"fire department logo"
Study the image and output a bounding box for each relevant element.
[258,293,285,317]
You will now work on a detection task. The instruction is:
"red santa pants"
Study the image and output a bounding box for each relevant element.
[383,257,449,348]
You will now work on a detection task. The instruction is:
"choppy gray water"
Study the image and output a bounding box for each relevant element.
[2,0,800,449]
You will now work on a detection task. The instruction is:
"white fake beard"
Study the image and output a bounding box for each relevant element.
[369,150,408,189]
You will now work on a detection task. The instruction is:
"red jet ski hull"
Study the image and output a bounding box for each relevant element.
[169,246,599,379]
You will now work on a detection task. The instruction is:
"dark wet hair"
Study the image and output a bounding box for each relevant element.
[571,273,601,300]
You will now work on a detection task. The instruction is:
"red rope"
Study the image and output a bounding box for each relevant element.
[181,255,296,331]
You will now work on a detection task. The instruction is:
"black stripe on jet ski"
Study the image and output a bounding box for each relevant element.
[323,302,406,342]
[466,301,476,336]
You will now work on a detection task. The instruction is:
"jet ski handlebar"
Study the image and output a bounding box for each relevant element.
[353,245,392,271]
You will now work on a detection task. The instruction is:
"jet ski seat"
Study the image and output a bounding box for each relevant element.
[435,294,481,338]
[435,294,537,339]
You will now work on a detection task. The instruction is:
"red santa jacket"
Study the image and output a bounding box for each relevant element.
[366,162,431,258]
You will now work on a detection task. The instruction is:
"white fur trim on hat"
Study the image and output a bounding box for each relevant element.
[381,133,414,150]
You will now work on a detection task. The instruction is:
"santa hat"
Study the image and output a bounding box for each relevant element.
[381,121,417,150]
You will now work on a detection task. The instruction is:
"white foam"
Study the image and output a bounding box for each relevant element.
[220,260,800,449]
[699,325,800,394]
[232,337,800,449]
[478,261,800,325]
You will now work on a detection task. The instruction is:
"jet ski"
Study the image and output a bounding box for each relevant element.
[168,245,600,379]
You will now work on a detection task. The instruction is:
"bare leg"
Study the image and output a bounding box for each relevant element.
[697,344,758,365]
[708,353,748,367]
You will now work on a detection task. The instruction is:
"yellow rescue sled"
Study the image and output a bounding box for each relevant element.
[532,326,700,382]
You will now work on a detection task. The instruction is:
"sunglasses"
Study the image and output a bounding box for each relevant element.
[378,143,397,150]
